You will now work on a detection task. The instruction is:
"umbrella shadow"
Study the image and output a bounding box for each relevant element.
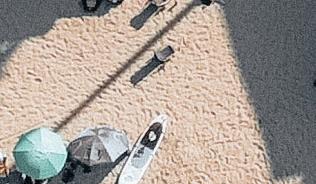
[48,152,128,184]
[130,3,160,30]
[0,0,119,77]
[53,1,199,132]
[0,170,24,184]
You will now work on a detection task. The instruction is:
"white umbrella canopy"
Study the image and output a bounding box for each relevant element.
[67,126,129,166]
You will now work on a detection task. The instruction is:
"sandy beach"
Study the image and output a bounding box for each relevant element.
[0,0,313,183]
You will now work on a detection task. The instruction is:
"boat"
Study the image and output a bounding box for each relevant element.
[116,114,169,184]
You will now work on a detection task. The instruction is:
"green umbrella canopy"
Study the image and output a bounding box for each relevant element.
[13,127,68,180]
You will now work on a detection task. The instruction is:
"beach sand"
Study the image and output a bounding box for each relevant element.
[0,1,303,184]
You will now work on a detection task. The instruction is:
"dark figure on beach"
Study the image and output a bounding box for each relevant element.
[200,0,225,6]
[82,0,123,12]
[34,179,47,184]
[140,122,163,150]
[24,176,33,184]
[71,159,91,173]
[61,159,79,183]
[62,169,75,183]
[82,0,102,12]
[61,158,92,183]
[70,162,78,170]
[82,164,92,173]
[24,176,48,184]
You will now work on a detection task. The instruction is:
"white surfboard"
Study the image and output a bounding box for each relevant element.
[116,114,168,184]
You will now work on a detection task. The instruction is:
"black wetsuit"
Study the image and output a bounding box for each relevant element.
[140,123,163,150]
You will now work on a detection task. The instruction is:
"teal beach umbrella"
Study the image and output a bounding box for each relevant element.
[13,128,68,179]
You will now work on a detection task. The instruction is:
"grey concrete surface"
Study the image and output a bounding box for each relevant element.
[224,0,316,183]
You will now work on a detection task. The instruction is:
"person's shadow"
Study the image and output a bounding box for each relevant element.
[0,0,120,76]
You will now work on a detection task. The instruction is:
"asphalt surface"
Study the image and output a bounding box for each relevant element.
[0,0,116,75]
[224,0,316,183]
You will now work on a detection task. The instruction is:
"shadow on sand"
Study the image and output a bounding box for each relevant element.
[48,152,127,184]
[0,170,24,184]
[130,56,164,85]
[53,1,199,132]
[0,0,119,76]
[130,3,160,30]
[224,0,316,183]
[130,45,175,85]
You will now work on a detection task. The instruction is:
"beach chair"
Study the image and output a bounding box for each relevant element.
[130,46,174,85]
[144,0,171,7]
[154,45,175,62]
[130,0,177,30]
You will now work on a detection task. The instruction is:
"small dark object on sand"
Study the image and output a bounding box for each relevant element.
[200,0,212,6]
[200,0,225,6]
[70,162,78,170]
[62,169,75,183]
[154,45,175,62]
[82,165,92,173]
[130,45,174,85]
[34,179,47,184]
[24,176,33,184]
[314,80,316,87]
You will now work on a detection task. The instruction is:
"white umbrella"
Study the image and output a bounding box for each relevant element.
[68,127,129,166]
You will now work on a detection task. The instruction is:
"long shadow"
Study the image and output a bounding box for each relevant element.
[53,1,199,132]
[130,56,164,85]
[0,0,119,76]
[224,0,316,183]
